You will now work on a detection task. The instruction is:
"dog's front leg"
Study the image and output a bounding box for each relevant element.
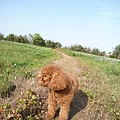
[59,104,70,120]
[46,92,56,120]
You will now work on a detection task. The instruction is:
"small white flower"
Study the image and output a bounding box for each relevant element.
[15,76,17,79]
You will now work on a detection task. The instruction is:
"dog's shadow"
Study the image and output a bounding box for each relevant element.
[68,89,88,119]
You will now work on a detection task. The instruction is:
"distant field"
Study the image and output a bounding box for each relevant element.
[62,49,120,119]
[0,41,60,95]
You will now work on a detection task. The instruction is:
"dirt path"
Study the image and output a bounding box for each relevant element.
[53,53,89,120]
[53,52,110,120]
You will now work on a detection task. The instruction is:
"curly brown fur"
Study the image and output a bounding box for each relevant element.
[37,65,79,120]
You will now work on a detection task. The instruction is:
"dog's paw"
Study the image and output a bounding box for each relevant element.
[46,113,54,120]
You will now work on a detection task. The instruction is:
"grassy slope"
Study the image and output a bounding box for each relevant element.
[0,41,120,119]
[62,49,120,119]
[0,41,60,94]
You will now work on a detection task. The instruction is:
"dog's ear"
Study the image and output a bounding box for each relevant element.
[48,71,67,91]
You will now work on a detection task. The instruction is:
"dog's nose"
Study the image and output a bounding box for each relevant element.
[37,75,42,80]
[37,75,41,81]
[37,74,41,78]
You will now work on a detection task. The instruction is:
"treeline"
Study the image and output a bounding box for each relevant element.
[0,33,62,49]
[0,32,120,59]
[64,44,120,59]
[64,45,106,56]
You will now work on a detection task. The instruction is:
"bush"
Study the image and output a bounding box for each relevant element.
[112,45,120,59]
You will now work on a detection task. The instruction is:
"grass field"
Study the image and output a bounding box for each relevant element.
[0,41,60,96]
[0,41,120,119]
[62,49,120,119]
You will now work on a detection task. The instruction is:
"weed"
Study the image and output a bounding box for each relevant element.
[0,89,48,120]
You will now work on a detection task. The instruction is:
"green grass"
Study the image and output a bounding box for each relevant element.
[0,41,60,96]
[1,41,120,119]
[62,49,120,119]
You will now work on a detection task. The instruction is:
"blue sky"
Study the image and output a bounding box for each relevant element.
[0,0,120,52]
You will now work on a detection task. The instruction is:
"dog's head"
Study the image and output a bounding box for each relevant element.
[37,65,60,87]
[38,65,72,91]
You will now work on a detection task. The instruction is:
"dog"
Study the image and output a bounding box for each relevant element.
[37,65,79,120]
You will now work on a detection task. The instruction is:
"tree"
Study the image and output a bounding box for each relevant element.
[14,35,19,42]
[84,47,91,53]
[17,35,29,43]
[18,35,24,43]
[6,34,14,41]
[0,33,4,40]
[23,35,29,44]
[6,34,19,42]
[46,40,62,48]
[100,51,106,56]
[54,42,62,48]
[28,34,33,44]
[91,48,100,55]
[46,40,53,48]
[69,44,85,52]
[33,33,45,46]
[112,45,120,59]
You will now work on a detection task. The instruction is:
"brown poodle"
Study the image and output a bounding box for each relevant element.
[37,65,79,120]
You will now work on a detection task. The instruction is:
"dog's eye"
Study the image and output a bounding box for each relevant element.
[44,75,47,78]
